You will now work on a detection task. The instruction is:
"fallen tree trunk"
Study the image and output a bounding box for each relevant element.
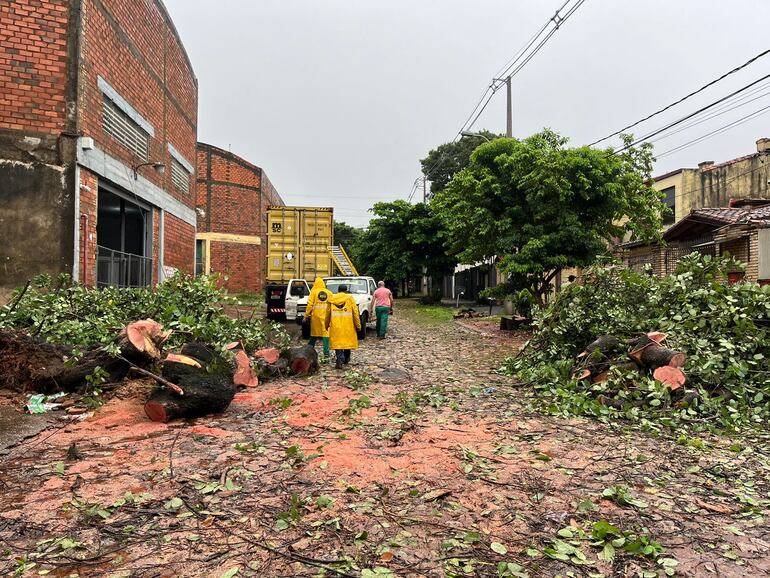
[283,344,319,376]
[144,361,235,422]
[0,320,169,393]
[144,353,235,422]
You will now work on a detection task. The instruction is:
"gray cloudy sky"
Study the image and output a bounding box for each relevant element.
[164,0,770,227]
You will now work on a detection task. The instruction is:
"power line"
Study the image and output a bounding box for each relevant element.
[649,86,770,145]
[414,0,590,196]
[590,47,770,147]
[460,0,588,136]
[613,72,770,155]
[656,102,770,158]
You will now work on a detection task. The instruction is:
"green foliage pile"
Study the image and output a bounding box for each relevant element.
[504,254,770,431]
[0,273,289,352]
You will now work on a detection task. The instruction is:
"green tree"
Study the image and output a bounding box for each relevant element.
[333,221,364,268]
[357,201,455,294]
[420,130,501,196]
[431,130,663,305]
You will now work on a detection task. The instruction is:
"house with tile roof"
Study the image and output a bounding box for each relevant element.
[619,139,770,283]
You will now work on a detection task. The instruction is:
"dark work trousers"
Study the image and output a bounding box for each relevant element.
[335,349,351,366]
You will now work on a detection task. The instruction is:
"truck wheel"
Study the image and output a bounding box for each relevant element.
[358,311,368,340]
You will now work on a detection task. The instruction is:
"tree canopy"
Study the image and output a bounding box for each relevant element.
[420,130,500,197]
[431,130,663,304]
[357,201,455,289]
[333,221,364,269]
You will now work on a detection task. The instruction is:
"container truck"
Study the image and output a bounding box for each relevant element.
[265,206,335,320]
[264,205,365,322]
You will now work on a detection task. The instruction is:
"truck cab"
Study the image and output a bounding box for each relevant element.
[324,277,377,328]
[266,279,310,321]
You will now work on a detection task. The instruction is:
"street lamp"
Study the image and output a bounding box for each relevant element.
[460,131,491,143]
[132,161,166,180]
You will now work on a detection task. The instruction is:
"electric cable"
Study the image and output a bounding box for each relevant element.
[589,46,770,147]
[612,72,770,155]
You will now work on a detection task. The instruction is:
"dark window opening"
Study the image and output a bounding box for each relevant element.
[661,186,676,226]
[96,188,153,287]
[196,240,206,276]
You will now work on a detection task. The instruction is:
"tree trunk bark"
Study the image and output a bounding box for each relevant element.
[144,362,235,423]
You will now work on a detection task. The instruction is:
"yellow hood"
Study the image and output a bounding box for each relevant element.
[312,277,326,291]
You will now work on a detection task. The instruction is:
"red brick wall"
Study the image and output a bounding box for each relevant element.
[0,0,69,132]
[78,168,99,286]
[196,143,284,293]
[164,212,194,274]
[78,0,198,207]
[196,144,262,235]
[209,242,263,294]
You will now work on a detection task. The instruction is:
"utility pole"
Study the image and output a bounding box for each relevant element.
[422,177,427,203]
[506,76,512,137]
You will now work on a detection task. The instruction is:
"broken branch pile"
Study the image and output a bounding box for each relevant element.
[0,274,321,422]
[454,308,482,319]
[505,254,770,431]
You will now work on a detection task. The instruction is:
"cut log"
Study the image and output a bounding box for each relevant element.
[283,344,319,376]
[164,353,201,369]
[500,315,531,331]
[631,343,686,369]
[180,342,217,365]
[255,348,281,365]
[593,370,611,384]
[144,363,235,422]
[257,357,289,379]
[653,366,686,391]
[578,335,621,358]
[233,350,259,388]
[121,319,170,360]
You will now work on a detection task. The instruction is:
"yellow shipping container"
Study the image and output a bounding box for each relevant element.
[266,206,334,284]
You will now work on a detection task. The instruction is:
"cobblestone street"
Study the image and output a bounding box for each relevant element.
[1,302,769,577]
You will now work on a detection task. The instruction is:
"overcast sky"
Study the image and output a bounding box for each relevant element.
[165,0,770,227]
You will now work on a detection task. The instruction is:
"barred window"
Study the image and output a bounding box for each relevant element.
[170,158,190,193]
[102,96,149,161]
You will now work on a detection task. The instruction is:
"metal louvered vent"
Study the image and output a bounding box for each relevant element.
[170,158,190,193]
[102,96,149,161]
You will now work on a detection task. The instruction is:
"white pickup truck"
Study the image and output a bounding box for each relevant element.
[285,276,378,335]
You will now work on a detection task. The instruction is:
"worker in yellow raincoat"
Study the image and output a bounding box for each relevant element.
[306,277,331,360]
[325,284,361,369]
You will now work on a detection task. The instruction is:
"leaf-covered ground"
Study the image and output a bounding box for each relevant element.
[1,301,769,577]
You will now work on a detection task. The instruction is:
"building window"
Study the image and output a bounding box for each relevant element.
[196,239,206,276]
[661,186,676,225]
[96,187,153,288]
[102,96,149,161]
[170,158,190,193]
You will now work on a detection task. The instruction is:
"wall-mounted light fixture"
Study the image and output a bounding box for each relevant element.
[132,161,166,180]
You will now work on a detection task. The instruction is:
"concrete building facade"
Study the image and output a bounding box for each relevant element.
[0,0,197,291]
[195,143,284,294]
[621,139,770,279]
[651,138,770,227]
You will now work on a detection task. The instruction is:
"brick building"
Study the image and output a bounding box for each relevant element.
[0,0,197,292]
[195,142,284,294]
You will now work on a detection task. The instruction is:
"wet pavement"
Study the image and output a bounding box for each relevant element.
[0,404,53,455]
[0,304,768,577]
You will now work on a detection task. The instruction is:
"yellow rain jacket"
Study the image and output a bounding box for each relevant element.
[306,278,331,338]
[325,292,361,350]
